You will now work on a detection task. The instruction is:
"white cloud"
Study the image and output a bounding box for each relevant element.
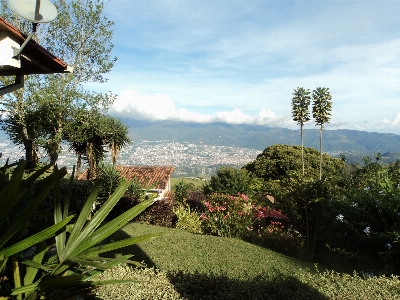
[109,89,288,126]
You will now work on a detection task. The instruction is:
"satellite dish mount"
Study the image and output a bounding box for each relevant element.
[8,0,58,58]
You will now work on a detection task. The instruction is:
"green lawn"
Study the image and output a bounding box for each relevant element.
[93,223,400,300]
[170,177,206,189]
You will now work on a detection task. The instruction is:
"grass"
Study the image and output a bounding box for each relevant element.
[170,177,205,189]
[93,223,400,300]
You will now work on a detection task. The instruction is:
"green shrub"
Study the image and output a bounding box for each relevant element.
[96,163,123,201]
[251,222,305,258]
[133,198,176,228]
[173,179,195,205]
[174,204,203,234]
[203,167,254,196]
[299,269,400,300]
[40,178,93,215]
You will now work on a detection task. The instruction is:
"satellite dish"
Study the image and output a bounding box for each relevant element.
[8,0,58,23]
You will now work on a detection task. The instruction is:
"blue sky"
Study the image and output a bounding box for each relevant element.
[86,0,400,134]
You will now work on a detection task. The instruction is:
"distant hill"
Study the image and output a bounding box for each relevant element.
[125,120,400,154]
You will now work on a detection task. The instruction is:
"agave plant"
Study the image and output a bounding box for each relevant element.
[0,161,159,299]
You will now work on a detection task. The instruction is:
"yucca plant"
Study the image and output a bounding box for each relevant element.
[0,161,159,299]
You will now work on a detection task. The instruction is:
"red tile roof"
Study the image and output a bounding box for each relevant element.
[78,166,174,190]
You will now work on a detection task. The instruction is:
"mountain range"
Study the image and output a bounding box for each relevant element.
[126,120,400,156]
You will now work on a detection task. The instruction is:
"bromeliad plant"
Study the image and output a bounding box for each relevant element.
[0,161,159,299]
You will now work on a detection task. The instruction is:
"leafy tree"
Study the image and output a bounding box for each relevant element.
[65,110,130,179]
[65,110,105,178]
[291,87,311,176]
[0,0,116,166]
[243,144,343,181]
[203,167,253,196]
[312,87,332,179]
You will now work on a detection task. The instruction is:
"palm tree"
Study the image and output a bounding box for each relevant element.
[291,87,311,176]
[105,117,131,166]
[312,87,332,180]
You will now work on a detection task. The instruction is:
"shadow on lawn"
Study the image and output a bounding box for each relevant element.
[104,228,328,300]
[103,228,157,268]
[166,271,329,300]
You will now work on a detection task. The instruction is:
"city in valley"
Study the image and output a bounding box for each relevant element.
[0,139,260,178]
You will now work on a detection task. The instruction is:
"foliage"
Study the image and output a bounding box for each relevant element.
[65,111,130,179]
[95,223,400,300]
[0,161,157,299]
[41,178,93,216]
[203,167,253,196]
[105,117,131,166]
[174,204,203,234]
[251,221,305,258]
[126,177,147,201]
[200,193,253,238]
[173,180,195,205]
[317,162,400,274]
[96,163,123,202]
[134,200,176,228]
[291,87,311,176]
[0,0,116,166]
[243,144,343,181]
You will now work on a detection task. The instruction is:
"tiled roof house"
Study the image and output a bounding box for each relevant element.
[78,166,174,200]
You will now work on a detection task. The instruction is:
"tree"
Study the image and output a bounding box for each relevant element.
[104,117,131,166]
[65,109,108,179]
[291,87,311,177]
[312,87,332,180]
[243,144,343,181]
[203,167,253,196]
[0,0,116,167]
[65,110,131,179]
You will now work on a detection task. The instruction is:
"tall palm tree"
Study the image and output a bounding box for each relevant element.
[291,87,311,176]
[105,117,131,166]
[312,87,332,180]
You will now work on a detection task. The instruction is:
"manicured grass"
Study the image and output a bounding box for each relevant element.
[170,177,205,189]
[93,223,400,300]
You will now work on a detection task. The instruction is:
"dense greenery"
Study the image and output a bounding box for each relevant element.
[243,144,343,180]
[203,166,253,196]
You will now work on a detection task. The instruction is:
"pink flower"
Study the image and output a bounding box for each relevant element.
[237,211,243,216]
[200,213,208,220]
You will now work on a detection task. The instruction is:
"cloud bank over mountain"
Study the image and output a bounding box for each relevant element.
[109,89,289,127]
[108,89,400,134]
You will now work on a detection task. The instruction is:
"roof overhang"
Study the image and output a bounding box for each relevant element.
[0,16,72,76]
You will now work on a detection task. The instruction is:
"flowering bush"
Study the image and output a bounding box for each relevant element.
[201,193,254,237]
[255,221,305,258]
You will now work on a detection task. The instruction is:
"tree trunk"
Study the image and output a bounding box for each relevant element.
[87,143,96,180]
[311,211,319,259]
[319,125,322,180]
[301,123,304,177]
[76,153,82,177]
[304,200,310,258]
[23,139,35,169]
[48,125,63,165]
